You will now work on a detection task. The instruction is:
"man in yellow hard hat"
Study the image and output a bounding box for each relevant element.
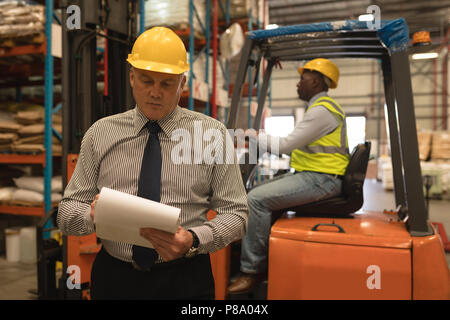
[228,58,349,295]
[58,27,248,299]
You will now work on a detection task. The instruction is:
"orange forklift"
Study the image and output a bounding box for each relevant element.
[226,18,449,299]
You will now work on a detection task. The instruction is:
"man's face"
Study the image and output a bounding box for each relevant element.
[296,70,317,102]
[130,67,186,120]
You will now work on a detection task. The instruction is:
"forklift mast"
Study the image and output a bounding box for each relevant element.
[61,0,137,184]
[37,0,138,299]
[227,18,431,237]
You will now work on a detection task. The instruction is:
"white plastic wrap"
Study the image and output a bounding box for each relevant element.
[145,0,205,36]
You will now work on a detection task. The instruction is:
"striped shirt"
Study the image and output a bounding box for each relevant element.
[57,105,249,263]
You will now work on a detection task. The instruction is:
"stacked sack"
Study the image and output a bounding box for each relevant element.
[0,121,20,152]
[11,175,63,206]
[0,175,63,206]
[0,1,45,39]
[13,109,62,154]
[0,103,62,154]
[0,102,24,152]
[0,165,25,203]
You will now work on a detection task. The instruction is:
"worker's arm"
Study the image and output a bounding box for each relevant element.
[57,124,99,236]
[188,125,249,254]
[259,106,340,155]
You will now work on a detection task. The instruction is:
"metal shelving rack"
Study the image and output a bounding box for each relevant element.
[145,0,260,123]
[0,0,60,220]
[187,0,235,121]
[142,1,267,124]
[188,0,211,113]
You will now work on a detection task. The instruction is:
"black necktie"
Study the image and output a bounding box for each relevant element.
[132,121,162,270]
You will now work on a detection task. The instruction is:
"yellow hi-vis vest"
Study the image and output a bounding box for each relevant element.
[290,96,350,176]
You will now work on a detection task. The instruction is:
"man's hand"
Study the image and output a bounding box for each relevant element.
[90,194,100,221]
[139,226,194,262]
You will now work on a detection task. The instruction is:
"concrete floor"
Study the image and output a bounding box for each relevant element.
[0,179,449,300]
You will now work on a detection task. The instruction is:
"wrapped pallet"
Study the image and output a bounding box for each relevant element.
[185,51,227,104]
[145,0,206,38]
[217,0,262,22]
[431,131,450,160]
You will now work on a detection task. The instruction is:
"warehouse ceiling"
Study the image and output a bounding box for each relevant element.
[267,0,450,41]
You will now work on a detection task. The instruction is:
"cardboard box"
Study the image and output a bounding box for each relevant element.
[431,131,450,160]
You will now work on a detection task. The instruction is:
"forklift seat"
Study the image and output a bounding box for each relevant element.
[283,141,371,216]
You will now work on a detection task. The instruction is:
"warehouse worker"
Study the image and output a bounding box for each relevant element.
[227,58,349,295]
[58,27,248,300]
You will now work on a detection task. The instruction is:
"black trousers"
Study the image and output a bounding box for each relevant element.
[90,247,215,300]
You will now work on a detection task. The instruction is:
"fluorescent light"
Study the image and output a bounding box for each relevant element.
[412,52,439,60]
[265,24,279,30]
[358,14,374,22]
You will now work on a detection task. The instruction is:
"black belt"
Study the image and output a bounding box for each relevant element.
[131,254,202,272]
[295,170,344,180]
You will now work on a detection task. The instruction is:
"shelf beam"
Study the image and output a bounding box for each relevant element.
[0,205,45,217]
[0,153,46,165]
[0,43,46,58]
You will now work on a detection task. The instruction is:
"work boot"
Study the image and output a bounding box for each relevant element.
[227,272,264,295]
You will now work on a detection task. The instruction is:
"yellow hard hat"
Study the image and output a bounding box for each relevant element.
[127,27,189,74]
[298,58,339,89]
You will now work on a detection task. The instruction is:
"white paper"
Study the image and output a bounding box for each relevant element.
[94,187,181,248]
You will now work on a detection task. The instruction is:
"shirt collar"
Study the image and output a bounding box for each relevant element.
[308,91,329,107]
[133,105,182,137]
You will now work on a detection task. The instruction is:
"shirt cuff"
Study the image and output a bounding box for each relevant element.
[83,206,96,233]
[188,225,214,254]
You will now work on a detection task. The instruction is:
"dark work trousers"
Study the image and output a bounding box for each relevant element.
[90,247,215,300]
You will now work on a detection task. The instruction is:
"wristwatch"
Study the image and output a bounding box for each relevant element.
[185,230,199,258]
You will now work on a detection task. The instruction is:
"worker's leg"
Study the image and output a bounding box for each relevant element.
[240,171,342,274]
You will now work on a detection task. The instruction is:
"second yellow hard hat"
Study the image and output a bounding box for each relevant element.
[127,27,189,74]
[298,58,339,89]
